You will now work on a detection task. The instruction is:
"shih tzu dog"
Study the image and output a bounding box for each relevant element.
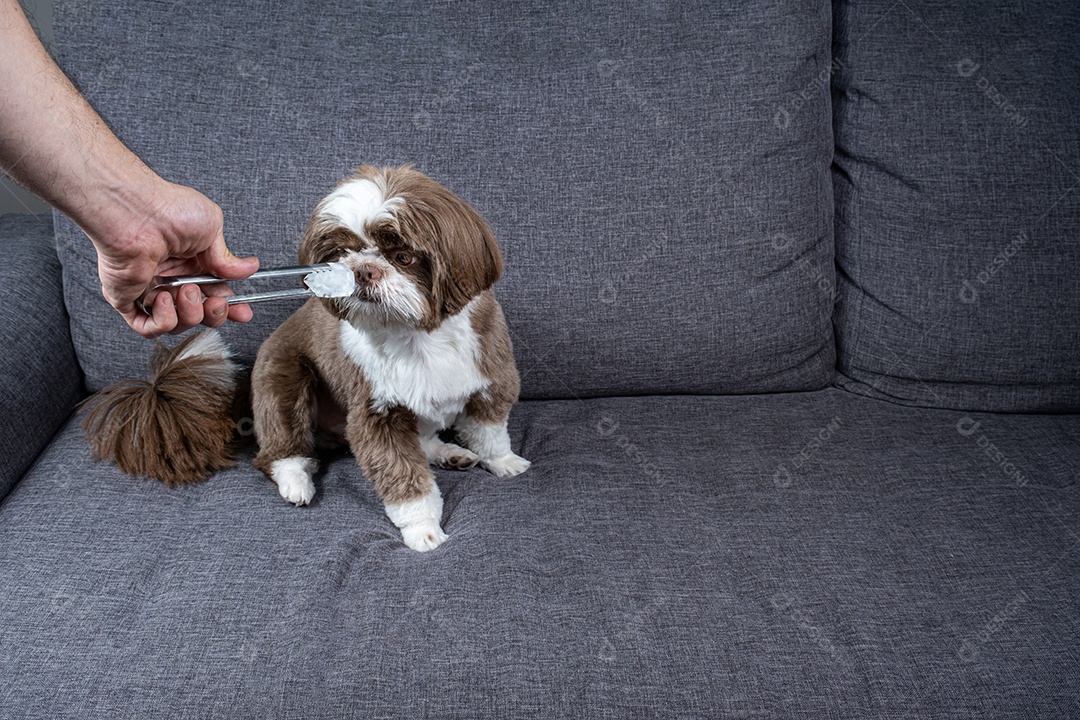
[82,165,530,552]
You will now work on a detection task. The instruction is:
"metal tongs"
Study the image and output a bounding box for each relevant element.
[137,263,352,315]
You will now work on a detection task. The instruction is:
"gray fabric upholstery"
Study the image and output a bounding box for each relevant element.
[0,213,83,501]
[3,2,1077,717]
[1,390,1077,718]
[52,0,837,397]
[832,0,1080,412]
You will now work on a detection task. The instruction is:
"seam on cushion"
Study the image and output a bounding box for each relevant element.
[831,4,866,384]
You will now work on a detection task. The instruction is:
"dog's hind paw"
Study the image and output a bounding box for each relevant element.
[425,440,480,470]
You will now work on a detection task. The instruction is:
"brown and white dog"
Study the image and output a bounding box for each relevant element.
[252,165,529,550]
[83,165,529,552]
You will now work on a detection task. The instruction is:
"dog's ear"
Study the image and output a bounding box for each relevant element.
[374,164,503,322]
[430,202,503,318]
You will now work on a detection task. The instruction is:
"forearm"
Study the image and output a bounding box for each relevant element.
[0,0,257,337]
[0,0,161,240]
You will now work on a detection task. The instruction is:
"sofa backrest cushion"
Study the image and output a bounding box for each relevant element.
[832,0,1080,412]
[0,213,84,501]
[54,0,837,398]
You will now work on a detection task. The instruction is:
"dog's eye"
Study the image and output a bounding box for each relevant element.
[392,252,418,268]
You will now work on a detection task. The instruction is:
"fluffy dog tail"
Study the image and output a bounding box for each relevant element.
[81,330,241,485]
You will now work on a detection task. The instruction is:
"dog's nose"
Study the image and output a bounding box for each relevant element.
[356,264,384,284]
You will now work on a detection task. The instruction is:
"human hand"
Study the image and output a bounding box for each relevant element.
[88,180,259,338]
[0,0,257,337]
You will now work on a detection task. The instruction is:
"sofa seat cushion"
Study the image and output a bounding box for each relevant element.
[53,0,836,398]
[832,0,1080,411]
[1,391,1077,717]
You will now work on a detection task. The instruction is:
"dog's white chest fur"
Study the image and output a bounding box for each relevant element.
[338,302,488,427]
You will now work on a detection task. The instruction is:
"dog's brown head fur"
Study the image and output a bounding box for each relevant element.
[299,165,503,331]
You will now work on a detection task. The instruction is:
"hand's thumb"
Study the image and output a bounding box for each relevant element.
[202,233,259,280]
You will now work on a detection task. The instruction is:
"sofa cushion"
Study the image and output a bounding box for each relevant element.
[0,213,83,501]
[52,0,836,397]
[1,390,1077,717]
[832,0,1080,411]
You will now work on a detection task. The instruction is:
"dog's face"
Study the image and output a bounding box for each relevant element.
[299,165,503,331]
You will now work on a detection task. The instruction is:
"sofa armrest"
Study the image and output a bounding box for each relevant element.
[0,212,84,501]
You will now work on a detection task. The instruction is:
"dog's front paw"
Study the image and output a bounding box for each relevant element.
[384,483,447,552]
[426,441,480,470]
[270,457,317,506]
[483,453,531,478]
[400,523,449,552]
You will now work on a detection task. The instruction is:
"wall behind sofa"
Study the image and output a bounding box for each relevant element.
[0,0,55,216]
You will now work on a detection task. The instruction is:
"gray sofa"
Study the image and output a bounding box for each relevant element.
[2,1,1078,717]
